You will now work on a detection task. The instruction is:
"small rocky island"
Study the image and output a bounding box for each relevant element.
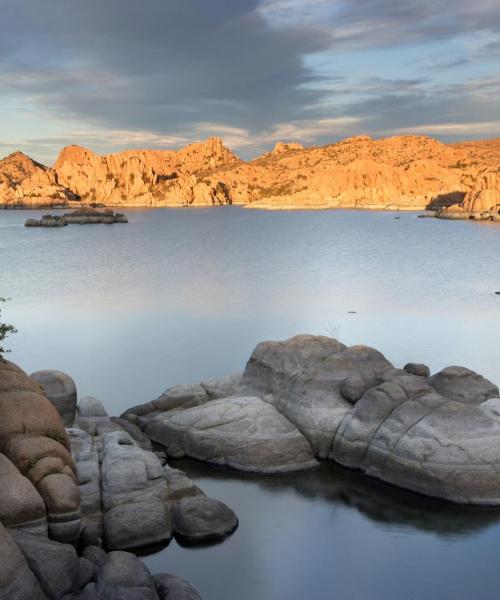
[25,209,128,228]
[2,334,500,598]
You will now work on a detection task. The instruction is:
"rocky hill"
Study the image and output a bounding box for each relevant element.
[1,135,499,216]
[0,151,76,208]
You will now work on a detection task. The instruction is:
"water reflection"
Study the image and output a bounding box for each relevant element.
[173,459,500,539]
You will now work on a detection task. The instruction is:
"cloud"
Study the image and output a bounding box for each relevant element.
[327,0,500,48]
[390,121,500,136]
[0,0,332,134]
[0,0,499,161]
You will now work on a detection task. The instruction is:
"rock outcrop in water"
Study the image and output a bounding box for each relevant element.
[436,172,500,221]
[124,335,500,505]
[2,135,500,213]
[0,360,241,599]
[25,209,128,227]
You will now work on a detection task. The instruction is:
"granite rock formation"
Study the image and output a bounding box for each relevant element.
[0,360,81,542]
[2,135,500,213]
[0,359,240,599]
[0,523,201,599]
[0,151,76,209]
[124,335,500,505]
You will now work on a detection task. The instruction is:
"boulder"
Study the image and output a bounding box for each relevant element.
[0,523,197,600]
[0,360,81,542]
[11,529,80,599]
[128,335,500,505]
[242,336,394,457]
[30,370,77,426]
[96,551,159,600]
[333,370,500,504]
[100,431,172,550]
[403,362,430,378]
[0,453,47,534]
[0,524,45,600]
[173,496,238,544]
[141,395,317,473]
[427,366,499,404]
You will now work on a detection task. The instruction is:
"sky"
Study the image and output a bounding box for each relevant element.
[1,0,499,164]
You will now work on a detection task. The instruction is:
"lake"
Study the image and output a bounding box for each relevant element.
[2,206,500,599]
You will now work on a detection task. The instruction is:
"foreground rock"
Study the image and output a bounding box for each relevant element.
[69,396,237,550]
[0,523,200,599]
[25,208,128,227]
[0,360,81,542]
[125,335,500,505]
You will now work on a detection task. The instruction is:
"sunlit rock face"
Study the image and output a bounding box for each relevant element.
[438,172,500,221]
[3,135,500,213]
[127,335,500,505]
[0,151,75,208]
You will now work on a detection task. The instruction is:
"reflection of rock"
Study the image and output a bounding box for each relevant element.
[127,335,500,505]
[178,458,500,538]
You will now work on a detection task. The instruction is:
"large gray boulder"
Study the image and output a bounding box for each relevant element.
[241,335,394,458]
[333,369,500,504]
[30,370,77,427]
[141,396,317,473]
[69,427,173,550]
[125,334,500,505]
[101,430,172,550]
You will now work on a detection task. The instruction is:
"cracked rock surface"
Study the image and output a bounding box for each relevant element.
[125,335,500,504]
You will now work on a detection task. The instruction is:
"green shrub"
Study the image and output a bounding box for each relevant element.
[0,298,16,360]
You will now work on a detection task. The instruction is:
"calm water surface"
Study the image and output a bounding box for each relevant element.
[1,207,500,599]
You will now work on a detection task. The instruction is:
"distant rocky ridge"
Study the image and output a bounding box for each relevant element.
[1,135,499,218]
